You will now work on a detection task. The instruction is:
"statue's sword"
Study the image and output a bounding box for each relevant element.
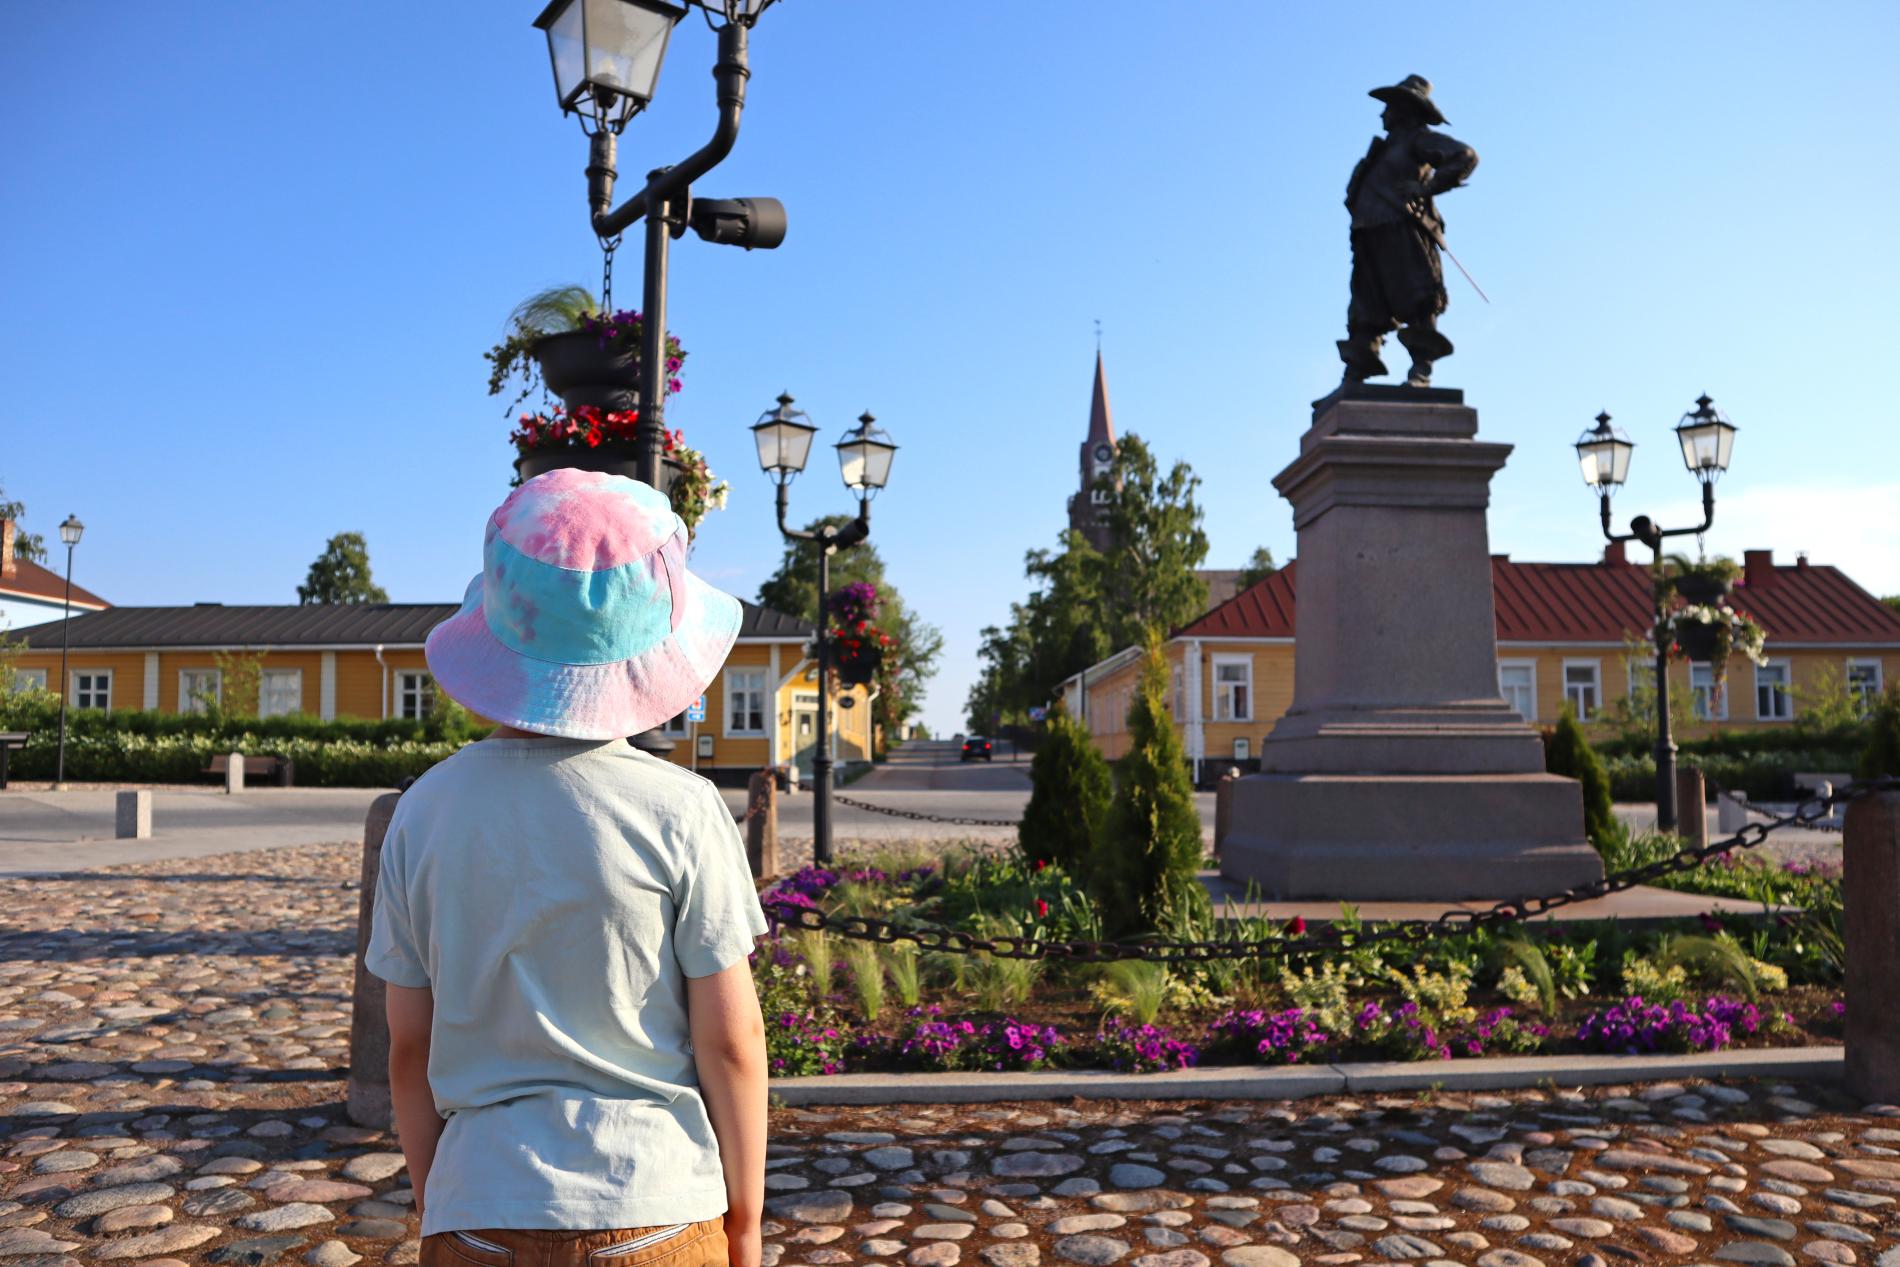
[1408,203,1491,304]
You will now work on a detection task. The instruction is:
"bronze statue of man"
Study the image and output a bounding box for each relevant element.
[1339,75,1478,388]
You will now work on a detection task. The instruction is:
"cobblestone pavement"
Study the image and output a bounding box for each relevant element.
[1,844,1896,1267]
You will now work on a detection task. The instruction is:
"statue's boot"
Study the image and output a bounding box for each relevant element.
[1337,335,1388,382]
[1398,325,1454,386]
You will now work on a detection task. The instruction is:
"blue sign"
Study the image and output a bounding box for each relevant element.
[686,695,707,723]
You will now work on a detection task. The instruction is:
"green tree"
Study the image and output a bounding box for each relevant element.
[298,532,389,604]
[1860,685,1900,781]
[755,516,942,738]
[1883,595,1900,615]
[1545,704,1625,856]
[1602,634,1695,748]
[209,649,266,719]
[1792,663,1867,735]
[1095,434,1210,648]
[1095,641,1209,938]
[1237,546,1279,590]
[1019,703,1112,877]
[0,483,47,563]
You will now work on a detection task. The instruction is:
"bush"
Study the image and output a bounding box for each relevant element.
[1602,749,1862,802]
[1018,704,1112,877]
[1860,685,1900,781]
[4,729,464,787]
[1093,641,1209,938]
[1544,705,1624,855]
[0,693,479,747]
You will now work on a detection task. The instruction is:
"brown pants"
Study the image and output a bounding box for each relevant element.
[421,1217,728,1267]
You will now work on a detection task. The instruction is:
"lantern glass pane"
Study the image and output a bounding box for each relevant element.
[546,0,586,106]
[583,0,677,105]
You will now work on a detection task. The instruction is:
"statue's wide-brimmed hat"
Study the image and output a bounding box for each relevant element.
[1369,74,1447,125]
[424,468,742,739]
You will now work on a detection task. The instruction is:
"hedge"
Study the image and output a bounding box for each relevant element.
[0,695,479,747]
[1592,724,1869,761]
[3,729,466,787]
[1603,748,1864,803]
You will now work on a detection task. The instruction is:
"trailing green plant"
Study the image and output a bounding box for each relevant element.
[483,284,686,416]
[844,941,885,1022]
[1094,639,1210,937]
[1019,702,1112,878]
[1544,705,1626,858]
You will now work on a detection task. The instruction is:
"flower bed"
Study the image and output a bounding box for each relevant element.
[752,842,1842,1076]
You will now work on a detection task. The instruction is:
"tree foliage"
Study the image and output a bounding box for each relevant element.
[1095,641,1210,938]
[298,532,389,605]
[1018,702,1112,877]
[966,434,1208,730]
[1861,685,1900,782]
[0,483,47,564]
[1237,547,1279,590]
[755,515,942,739]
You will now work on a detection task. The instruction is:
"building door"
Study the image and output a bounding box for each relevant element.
[791,691,820,778]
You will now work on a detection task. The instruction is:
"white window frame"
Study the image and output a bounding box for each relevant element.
[1628,658,1657,698]
[1212,654,1253,723]
[1690,663,1728,721]
[259,669,302,718]
[11,667,47,693]
[1847,659,1885,714]
[1753,659,1794,722]
[179,668,222,716]
[395,670,435,721]
[72,669,113,712]
[660,711,689,738]
[1170,665,1185,724]
[725,668,767,737]
[1561,659,1601,721]
[1498,659,1538,722]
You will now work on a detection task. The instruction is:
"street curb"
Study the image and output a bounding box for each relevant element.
[769,1046,1843,1106]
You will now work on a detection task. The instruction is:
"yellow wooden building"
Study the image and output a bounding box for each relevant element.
[1064,547,1900,782]
[10,599,872,784]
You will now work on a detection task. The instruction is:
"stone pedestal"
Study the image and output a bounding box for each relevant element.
[225,752,245,794]
[1845,791,1900,1104]
[1221,385,1604,900]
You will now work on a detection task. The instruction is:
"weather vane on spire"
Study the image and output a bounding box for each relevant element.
[1093,318,1102,353]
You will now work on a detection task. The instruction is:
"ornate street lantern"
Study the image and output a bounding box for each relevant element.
[835,412,897,496]
[58,515,85,547]
[1574,411,1635,494]
[534,0,688,131]
[1674,393,1738,485]
[750,392,818,484]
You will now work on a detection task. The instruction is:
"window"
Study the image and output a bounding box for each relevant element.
[10,668,46,693]
[1754,661,1793,721]
[180,669,221,715]
[1628,659,1657,697]
[1690,663,1727,721]
[1170,666,1185,723]
[73,670,112,711]
[396,671,435,721]
[1562,661,1600,720]
[1848,660,1885,714]
[1213,656,1252,722]
[259,669,302,718]
[661,711,688,738]
[1498,661,1536,721]
[726,669,766,735]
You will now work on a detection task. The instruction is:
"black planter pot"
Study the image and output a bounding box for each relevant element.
[1674,620,1722,661]
[532,329,641,414]
[514,444,682,493]
[1672,574,1733,605]
[836,644,883,687]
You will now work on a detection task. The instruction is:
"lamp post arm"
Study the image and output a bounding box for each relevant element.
[591,21,752,239]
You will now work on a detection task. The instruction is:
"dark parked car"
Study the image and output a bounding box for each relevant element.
[961,736,993,762]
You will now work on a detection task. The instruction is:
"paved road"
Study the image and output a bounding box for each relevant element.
[0,788,382,875]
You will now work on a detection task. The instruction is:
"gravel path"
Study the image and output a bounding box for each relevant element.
[0,843,1895,1266]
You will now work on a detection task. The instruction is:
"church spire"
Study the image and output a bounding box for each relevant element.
[1086,349,1115,448]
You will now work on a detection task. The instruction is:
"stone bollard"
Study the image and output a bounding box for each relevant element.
[225,752,245,794]
[1675,766,1707,849]
[114,790,152,840]
[746,769,779,880]
[1716,789,1749,835]
[346,792,402,1129]
[1845,790,1900,1104]
[1214,770,1240,860]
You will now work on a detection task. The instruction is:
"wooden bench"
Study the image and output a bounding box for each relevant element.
[0,732,29,790]
[204,754,293,786]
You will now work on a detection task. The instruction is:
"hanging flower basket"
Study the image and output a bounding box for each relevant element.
[1672,573,1733,605]
[1673,620,1722,662]
[836,640,884,687]
[531,329,643,414]
[1666,603,1767,684]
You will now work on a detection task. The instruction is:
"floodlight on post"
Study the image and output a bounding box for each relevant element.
[750,392,818,484]
[535,0,688,134]
[1674,393,1737,486]
[53,514,85,791]
[836,412,897,498]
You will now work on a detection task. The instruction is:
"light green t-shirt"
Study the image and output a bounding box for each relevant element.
[364,737,768,1236]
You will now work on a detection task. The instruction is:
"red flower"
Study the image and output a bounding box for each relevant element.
[585,427,603,448]
[1032,858,1046,872]
[1284,915,1307,937]
[1034,898,1050,919]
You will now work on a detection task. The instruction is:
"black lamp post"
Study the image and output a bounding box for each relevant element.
[1576,394,1738,834]
[751,394,897,866]
[53,514,85,790]
[532,0,788,756]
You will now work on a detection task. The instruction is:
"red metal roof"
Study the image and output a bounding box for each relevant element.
[0,557,110,611]
[1177,555,1900,646]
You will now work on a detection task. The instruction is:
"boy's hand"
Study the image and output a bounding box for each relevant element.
[724,1214,761,1267]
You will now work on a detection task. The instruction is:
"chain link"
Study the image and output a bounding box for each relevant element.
[831,792,1020,828]
[600,235,623,314]
[762,778,1897,963]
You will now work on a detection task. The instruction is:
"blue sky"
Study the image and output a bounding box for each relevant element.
[4,3,1895,735]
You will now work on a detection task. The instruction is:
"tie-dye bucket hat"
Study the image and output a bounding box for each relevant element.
[425,468,742,739]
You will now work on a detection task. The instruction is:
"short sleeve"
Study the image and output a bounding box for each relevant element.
[672,781,770,978]
[365,826,431,988]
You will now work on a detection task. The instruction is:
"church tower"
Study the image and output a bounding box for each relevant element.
[1066,351,1117,553]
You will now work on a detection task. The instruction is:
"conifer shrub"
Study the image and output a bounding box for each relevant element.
[1094,641,1210,937]
[1544,705,1626,857]
[1019,703,1112,878]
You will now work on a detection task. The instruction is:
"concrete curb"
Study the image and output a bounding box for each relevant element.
[769,1046,1843,1106]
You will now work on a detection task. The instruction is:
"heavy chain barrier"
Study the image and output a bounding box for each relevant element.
[763,777,1898,963]
[832,792,1020,828]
